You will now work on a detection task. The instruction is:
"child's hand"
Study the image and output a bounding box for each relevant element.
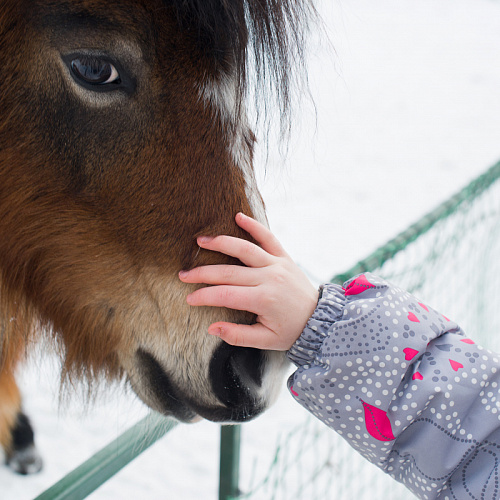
[179,213,319,351]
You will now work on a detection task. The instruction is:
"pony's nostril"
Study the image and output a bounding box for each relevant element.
[209,343,264,409]
[231,347,263,388]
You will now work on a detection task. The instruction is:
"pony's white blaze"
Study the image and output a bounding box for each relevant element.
[232,121,268,226]
[199,75,268,225]
[196,75,287,419]
[199,73,239,124]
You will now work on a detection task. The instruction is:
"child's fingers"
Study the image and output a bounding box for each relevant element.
[197,234,272,268]
[208,322,280,350]
[179,265,260,286]
[186,285,260,314]
[235,213,287,258]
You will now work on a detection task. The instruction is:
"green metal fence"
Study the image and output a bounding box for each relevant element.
[34,159,500,500]
[34,413,178,500]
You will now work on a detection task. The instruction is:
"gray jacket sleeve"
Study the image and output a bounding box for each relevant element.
[287,273,500,499]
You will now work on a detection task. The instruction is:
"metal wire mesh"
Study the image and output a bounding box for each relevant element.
[236,160,500,500]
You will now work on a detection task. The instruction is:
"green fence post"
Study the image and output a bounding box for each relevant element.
[219,425,241,500]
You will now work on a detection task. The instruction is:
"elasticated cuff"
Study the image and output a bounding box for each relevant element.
[287,283,346,367]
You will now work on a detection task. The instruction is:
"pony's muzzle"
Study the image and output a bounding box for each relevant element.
[133,343,281,423]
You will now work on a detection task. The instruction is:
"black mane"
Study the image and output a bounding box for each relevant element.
[172,0,317,135]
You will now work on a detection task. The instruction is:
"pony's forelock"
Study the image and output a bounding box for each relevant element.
[171,0,318,140]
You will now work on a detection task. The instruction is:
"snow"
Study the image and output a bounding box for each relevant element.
[2,0,500,499]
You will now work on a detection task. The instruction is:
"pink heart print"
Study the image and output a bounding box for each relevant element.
[404,348,419,361]
[449,360,464,372]
[361,400,396,441]
[344,274,375,296]
[407,312,420,323]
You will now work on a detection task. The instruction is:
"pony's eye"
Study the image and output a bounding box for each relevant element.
[70,56,121,86]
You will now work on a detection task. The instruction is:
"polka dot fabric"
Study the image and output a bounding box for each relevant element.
[287,273,500,499]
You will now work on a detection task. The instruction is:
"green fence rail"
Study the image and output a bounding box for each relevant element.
[34,413,178,500]
[34,158,500,500]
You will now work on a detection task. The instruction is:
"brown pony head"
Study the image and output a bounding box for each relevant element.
[0,0,313,422]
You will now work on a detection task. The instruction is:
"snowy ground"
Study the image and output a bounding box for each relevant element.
[2,0,500,498]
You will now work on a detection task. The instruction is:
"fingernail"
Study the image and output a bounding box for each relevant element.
[198,236,214,245]
[208,326,222,336]
[179,270,189,279]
